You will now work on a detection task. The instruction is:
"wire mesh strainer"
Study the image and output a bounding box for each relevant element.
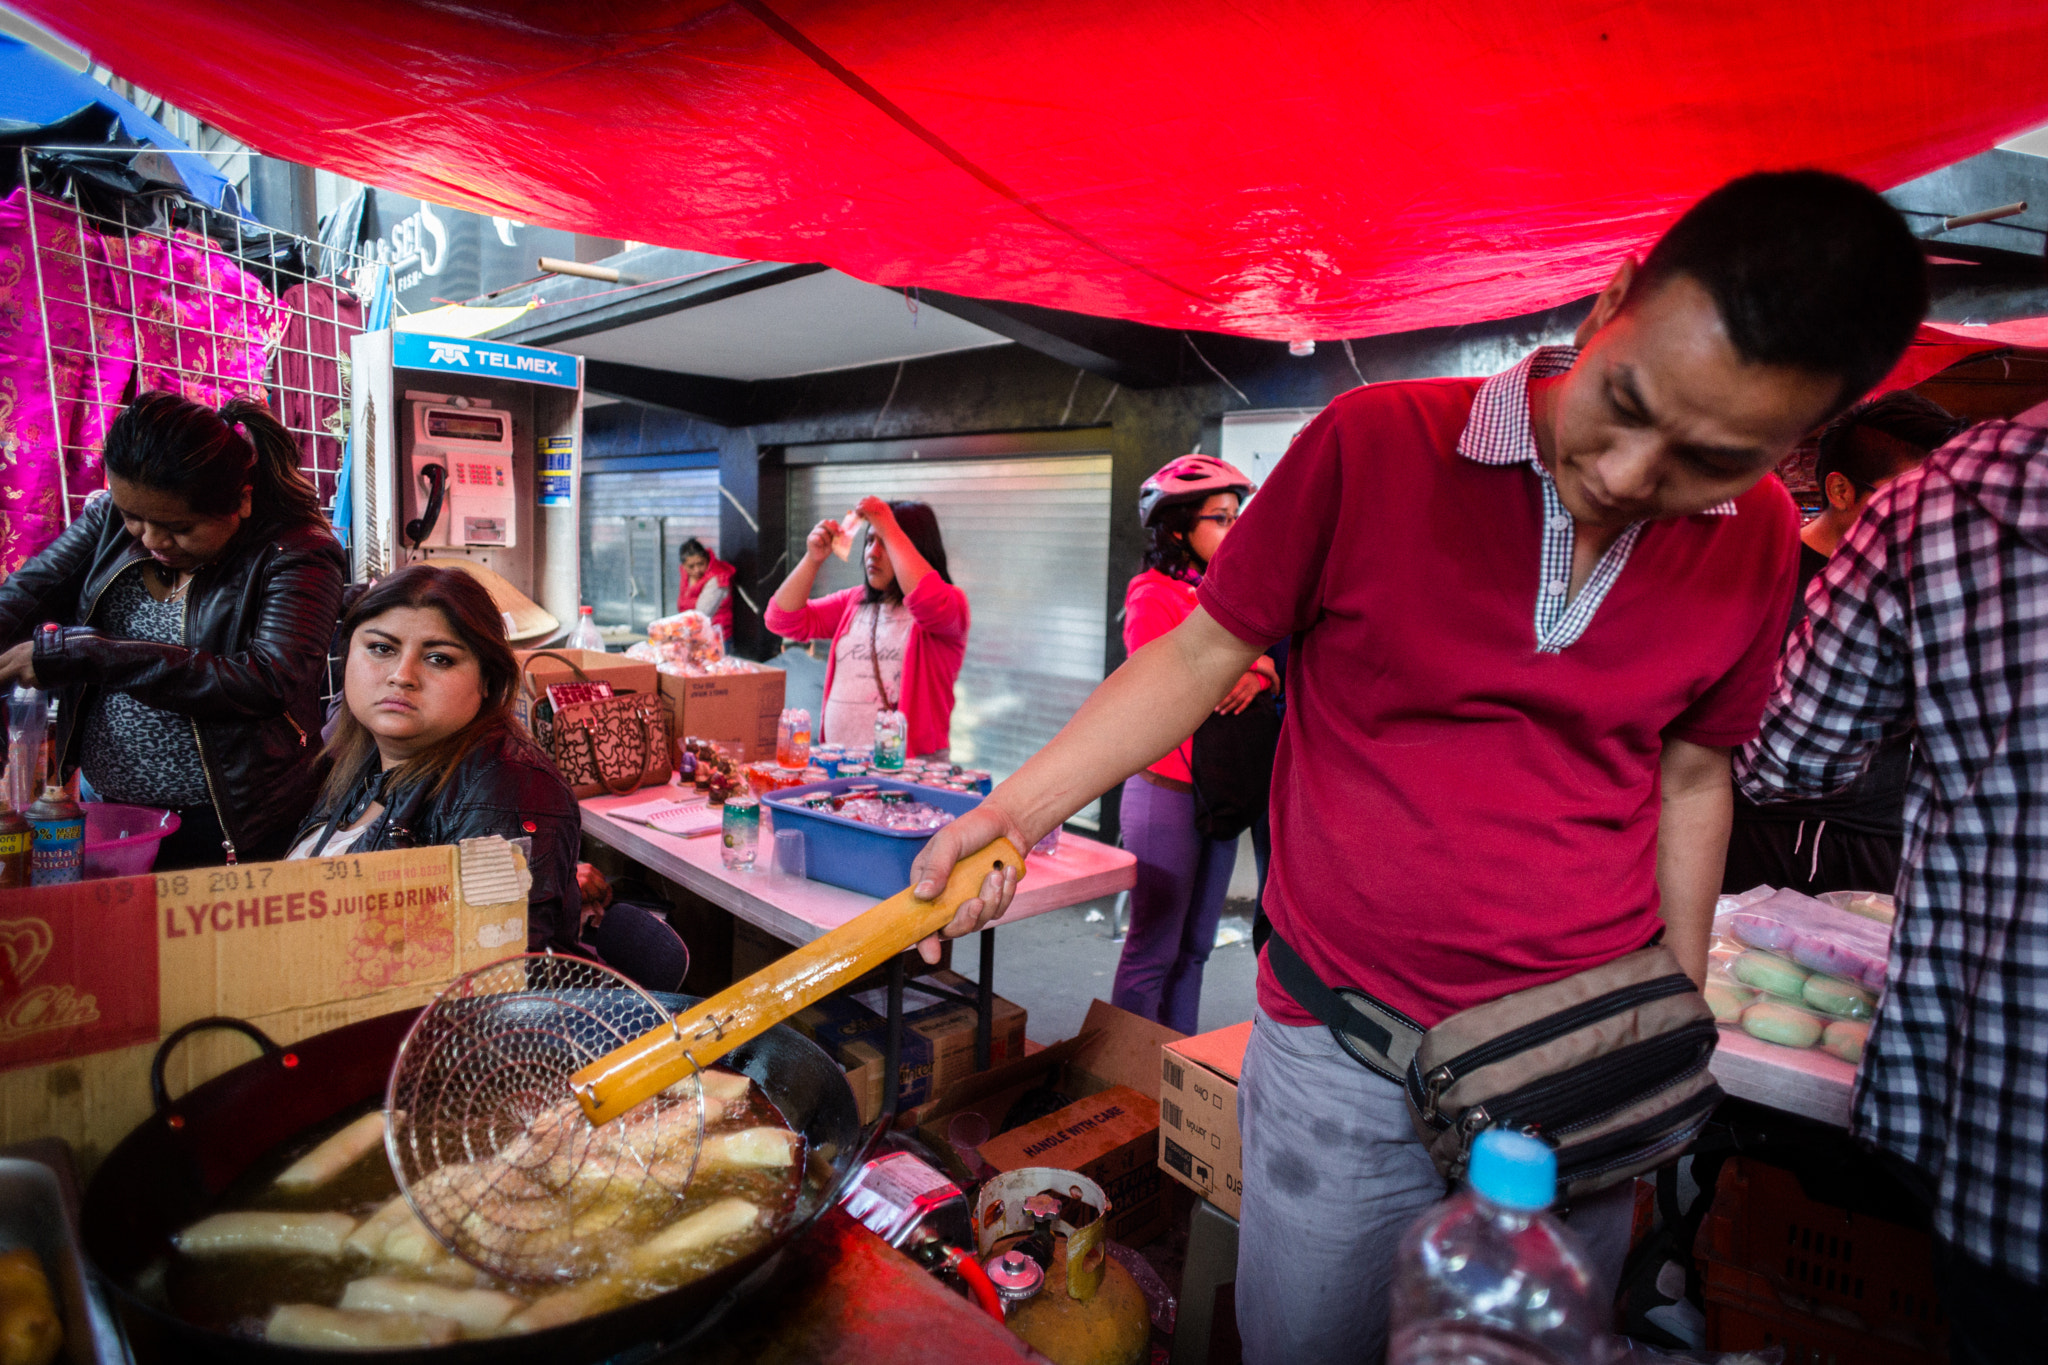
[386,955,705,1283]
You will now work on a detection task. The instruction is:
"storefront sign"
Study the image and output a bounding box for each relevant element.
[538,435,575,506]
[392,332,579,389]
[349,189,583,316]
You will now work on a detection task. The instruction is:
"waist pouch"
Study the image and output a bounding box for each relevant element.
[1261,921,1722,1199]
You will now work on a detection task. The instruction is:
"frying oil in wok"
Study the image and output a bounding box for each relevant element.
[152,1071,807,1341]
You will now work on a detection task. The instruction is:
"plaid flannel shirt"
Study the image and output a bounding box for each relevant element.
[1737,410,2048,1284]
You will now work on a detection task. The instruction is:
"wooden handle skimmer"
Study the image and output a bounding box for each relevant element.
[570,838,1024,1125]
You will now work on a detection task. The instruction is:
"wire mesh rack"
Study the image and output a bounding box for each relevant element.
[3,149,381,571]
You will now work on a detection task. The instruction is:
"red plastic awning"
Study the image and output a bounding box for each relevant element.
[24,2,2048,340]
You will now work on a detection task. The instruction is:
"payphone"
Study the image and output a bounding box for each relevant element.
[404,397,517,549]
[349,329,584,644]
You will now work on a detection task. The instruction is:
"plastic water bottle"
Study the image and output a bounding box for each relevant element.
[1388,1131,1610,1365]
[567,606,605,652]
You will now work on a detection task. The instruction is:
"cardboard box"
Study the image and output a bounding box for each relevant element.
[933,1000,1183,1246]
[794,971,1027,1124]
[980,1084,1166,1246]
[513,647,660,735]
[660,664,784,762]
[0,839,529,1172]
[1157,1019,1252,1218]
[793,992,936,1122]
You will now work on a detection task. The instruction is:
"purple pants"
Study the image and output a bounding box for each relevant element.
[1111,774,1238,1034]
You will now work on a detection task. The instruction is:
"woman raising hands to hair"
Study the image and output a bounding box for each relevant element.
[766,496,970,760]
[0,391,346,868]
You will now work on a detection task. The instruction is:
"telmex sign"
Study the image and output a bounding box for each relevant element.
[392,332,580,389]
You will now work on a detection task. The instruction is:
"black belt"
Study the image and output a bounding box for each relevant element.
[1255,911,1425,1085]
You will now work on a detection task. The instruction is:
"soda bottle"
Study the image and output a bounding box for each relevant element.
[567,606,606,652]
[1387,1130,1610,1365]
[26,784,85,886]
[0,796,30,888]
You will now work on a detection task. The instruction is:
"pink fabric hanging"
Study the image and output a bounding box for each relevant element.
[276,280,363,508]
[0,191,284,575]
[115,228,283,407]
[0,190,136,575]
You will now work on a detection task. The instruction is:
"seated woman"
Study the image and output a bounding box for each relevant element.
[0,392,346,868]
[290,564,582,952]
[765,497,969,760]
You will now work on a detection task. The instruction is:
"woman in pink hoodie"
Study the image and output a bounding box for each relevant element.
[765,496,969,759]
[1113,457,1276,1033]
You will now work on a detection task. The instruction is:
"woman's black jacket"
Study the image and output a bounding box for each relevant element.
[0,494,347,862]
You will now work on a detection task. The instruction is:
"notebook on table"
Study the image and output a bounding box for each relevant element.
[608,795,723,838]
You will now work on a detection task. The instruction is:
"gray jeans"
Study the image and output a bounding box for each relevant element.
[1236,1008,1637,1365]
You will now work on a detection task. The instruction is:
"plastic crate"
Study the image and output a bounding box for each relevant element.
[1702,1284,1944,1365]
[1695,1157,1945,1359]
[761,777,984,899]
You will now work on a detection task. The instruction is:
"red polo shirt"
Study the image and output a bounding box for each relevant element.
[1200,354,1798,1028]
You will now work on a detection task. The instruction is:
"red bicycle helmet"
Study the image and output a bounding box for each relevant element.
[1138,455,1253,526]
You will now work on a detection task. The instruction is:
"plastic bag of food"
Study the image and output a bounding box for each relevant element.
[830,510,866,561]
[1716,887,1891,994]
[1815,888,1896,925]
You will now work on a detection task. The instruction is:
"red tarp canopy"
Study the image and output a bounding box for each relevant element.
[24,2,2048,340]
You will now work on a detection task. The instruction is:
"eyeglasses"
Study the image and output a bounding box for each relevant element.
[1192,512,1238,528]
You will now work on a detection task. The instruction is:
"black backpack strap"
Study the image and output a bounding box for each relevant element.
[1255,907,1426,1085]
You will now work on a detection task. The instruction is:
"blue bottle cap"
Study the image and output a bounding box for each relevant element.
[1467,1130,1556,1212]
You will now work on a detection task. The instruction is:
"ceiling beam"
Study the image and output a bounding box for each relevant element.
[584,359,754,426]
[900,287,1192,387]
[493,259,830,349]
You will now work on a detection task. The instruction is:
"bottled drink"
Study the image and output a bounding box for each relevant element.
[25,785,84,886]
[873,709,907,771]
[1388,1131,1609,1365]
[567,606,605,652]
[0,797,29,889]
[776,708,812,769]
[720,794,761,870]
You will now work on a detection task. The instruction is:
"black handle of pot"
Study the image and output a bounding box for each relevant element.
[150,1016,283,1116]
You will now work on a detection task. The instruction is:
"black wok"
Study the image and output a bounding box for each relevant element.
[82,996,867,1363]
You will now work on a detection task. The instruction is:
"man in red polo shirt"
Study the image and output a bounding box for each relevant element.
[913,171,1927,1361]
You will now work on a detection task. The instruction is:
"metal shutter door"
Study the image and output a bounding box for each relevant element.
[581,467,721,630]
[787,454,1111,824]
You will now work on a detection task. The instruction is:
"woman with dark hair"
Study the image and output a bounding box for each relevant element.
[675,536,737,644]
[289,564,583,952]
[1111,456,1276,1032]
[0,391,346,868]
[765,495,969,758]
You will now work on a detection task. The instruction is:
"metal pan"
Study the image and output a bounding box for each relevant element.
[82,996,865,1364]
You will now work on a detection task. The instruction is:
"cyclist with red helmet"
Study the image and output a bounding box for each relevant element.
[1112,456,1277,1032]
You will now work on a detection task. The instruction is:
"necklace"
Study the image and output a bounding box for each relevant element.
[152,560,196,601]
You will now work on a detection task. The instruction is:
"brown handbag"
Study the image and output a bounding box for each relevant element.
[518,650,673,798]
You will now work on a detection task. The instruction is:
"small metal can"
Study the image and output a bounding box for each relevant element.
[0,800,30,889]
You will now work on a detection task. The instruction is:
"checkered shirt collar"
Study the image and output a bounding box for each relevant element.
[1457,346,1738,517]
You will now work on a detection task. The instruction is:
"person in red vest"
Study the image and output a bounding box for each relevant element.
[675,538,736,646]
[907,171,1929,1362]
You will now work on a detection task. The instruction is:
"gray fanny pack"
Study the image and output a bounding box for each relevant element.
[1260,919,1722,1199]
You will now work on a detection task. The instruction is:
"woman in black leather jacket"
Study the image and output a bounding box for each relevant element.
[290,564,582,952]
[0,392,346,868]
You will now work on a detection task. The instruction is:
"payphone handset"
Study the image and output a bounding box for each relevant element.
[404,398,517,550]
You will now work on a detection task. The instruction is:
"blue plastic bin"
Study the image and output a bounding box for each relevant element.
[762,778,986,899]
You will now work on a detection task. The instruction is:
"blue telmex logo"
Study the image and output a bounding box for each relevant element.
[393,331,578,389]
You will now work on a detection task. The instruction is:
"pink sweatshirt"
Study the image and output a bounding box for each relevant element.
[1124,568,1202,782]
[765,575,970,758]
